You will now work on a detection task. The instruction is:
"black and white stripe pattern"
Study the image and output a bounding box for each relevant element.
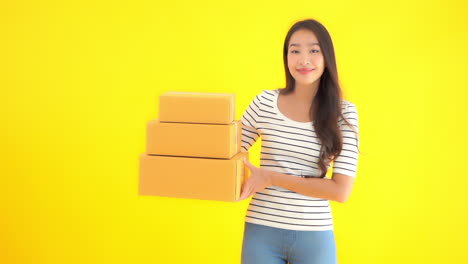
[240,89,359,231]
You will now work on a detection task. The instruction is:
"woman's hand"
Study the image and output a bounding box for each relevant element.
[239,158,273,201]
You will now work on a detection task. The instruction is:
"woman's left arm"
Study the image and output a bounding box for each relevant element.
[268,171,354,203]
[240,159,354,203]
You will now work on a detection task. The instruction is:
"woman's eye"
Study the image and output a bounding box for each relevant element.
[290,50,319,54]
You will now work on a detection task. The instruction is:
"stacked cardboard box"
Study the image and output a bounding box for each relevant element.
[139,91,249,202]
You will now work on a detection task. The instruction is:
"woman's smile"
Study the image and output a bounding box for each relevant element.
[297,68,315,75]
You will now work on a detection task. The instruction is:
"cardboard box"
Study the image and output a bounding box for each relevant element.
[159,91,235,124]
[139,151,249,202]
[146,119,242,159]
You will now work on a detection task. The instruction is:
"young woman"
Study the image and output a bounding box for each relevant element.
[239,19,360,264]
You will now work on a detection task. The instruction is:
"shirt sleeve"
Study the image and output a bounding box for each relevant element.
[240,92,262,152]
[332,102,360,177]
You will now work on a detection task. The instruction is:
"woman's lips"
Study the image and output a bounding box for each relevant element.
[298,69,315,75]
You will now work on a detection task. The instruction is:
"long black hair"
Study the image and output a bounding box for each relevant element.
[280,18,359,178]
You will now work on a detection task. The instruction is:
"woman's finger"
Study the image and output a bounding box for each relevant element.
[243,158,255,171]
[240,182,252,200]
[240,190,247,200]
[240,182,248,200]
[245,184,254,199]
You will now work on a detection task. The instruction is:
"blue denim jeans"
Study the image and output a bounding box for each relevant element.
[241,222,337,264]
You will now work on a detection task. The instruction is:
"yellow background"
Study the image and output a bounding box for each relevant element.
[2,0,467,263]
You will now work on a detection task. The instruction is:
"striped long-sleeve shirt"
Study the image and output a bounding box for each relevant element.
[240,89,359,231]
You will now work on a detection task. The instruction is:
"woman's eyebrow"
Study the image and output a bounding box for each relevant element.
[289,43,320,47]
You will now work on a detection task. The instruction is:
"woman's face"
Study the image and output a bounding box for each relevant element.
[287,29,325,87]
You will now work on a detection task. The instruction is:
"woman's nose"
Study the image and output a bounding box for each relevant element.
[299,59,311,66]
[298,56,312,65]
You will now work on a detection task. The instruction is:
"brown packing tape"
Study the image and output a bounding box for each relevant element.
[235,151,249,201]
